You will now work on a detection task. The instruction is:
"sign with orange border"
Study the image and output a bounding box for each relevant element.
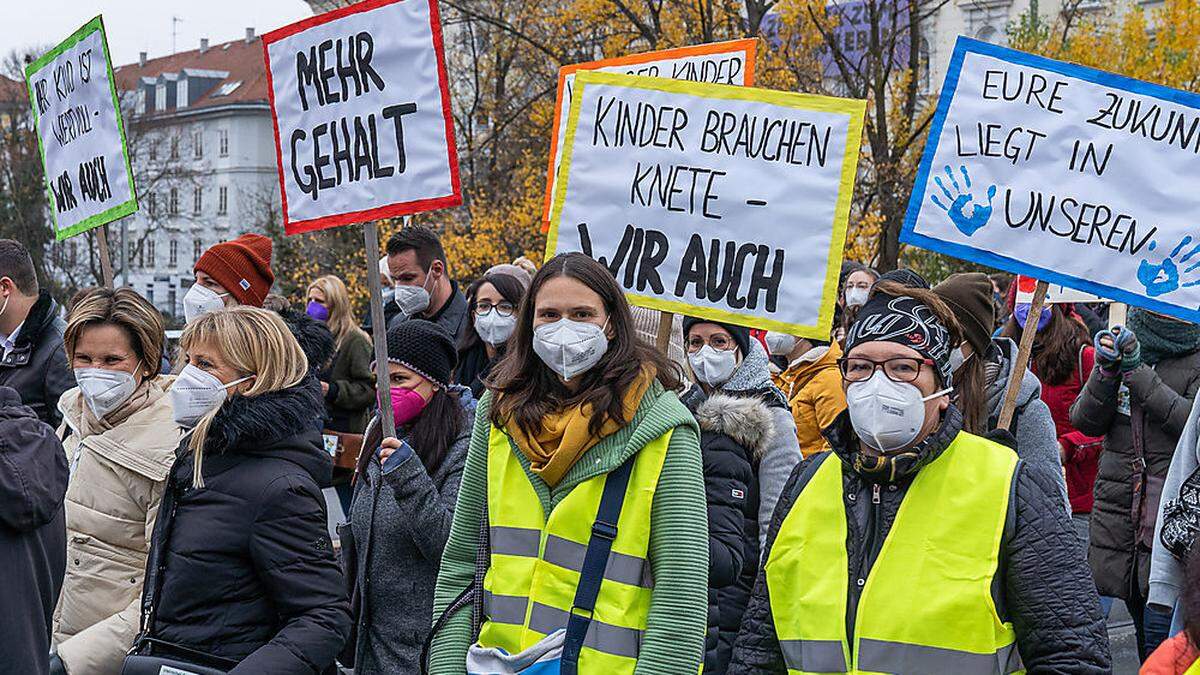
[541,39,757,232]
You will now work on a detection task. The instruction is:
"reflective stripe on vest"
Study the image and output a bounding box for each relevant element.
[766,432,1023,675]
[478,423,671,673]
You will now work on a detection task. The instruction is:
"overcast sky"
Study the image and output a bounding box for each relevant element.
[1,0,313,70]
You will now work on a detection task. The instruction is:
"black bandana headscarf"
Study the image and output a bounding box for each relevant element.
[844,294,953,385]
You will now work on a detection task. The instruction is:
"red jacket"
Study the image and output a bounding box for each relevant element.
[1034,345,1105,514]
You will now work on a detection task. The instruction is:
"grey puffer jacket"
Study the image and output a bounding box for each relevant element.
[984,338,1068,509]
[690,392,775,675]
[346,387,475,674]
[728,407,1111,674]
[1070,350,1200,599]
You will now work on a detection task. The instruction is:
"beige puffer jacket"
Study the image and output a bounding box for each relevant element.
[52,375,182,674]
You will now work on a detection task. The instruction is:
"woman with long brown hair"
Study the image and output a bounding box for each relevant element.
[430,253,708,674]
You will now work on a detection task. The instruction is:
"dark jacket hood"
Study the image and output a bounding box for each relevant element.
[694,392,776,457]
[13,292,61,349]
[824,404,964,483]
[278,309,336,375]
[0,386,67,531]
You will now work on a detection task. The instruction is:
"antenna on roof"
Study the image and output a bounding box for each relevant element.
[172,16,183,54]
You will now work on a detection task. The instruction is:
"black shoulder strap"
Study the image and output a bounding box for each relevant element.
[560,455,637,674]
[137,468,180,641]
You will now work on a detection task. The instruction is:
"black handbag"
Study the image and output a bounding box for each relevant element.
[122,471,238,675]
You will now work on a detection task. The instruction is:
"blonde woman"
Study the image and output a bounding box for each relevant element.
[49,288,182,675]
[307,275,374,434]
[128,307,350,671]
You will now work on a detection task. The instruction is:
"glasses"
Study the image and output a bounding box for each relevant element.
[686,334,736,353]
[838,356,933,383]
[474,301,515,317]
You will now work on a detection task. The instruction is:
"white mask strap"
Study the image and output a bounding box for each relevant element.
[921,386,954,402]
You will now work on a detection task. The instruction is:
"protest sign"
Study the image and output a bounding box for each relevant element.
[262,0,461,235]
[26,16,136,243]
[542,39,757,231]
[903,36,1200,323]
[546,71,865,337]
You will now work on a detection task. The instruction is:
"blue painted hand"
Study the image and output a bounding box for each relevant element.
[1136,236,1200,297]
[929,165,997,237]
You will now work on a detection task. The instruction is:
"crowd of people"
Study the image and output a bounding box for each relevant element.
[3,226,1200,674]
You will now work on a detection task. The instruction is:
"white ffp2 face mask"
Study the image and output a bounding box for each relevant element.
[845,287,870,309]
[475,309,517,347]
[765,331,798,356]
[171,364,252,428]
[183,284,229,324]
[532,318,608,381]
[394,274,433,318]
[846,371,952,453]
[689,345,739,387]
[75,366,140,419]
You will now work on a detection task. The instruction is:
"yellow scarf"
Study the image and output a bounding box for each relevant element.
[506,367,654,487]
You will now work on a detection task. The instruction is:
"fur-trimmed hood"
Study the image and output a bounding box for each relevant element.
[693,392,776,457]
[204,375,326,457]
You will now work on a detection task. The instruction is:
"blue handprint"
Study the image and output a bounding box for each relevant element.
[929,165,997,237]
[1137,236,1200,297]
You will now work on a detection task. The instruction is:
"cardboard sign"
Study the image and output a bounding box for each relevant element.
[542,40,757,231]
[26,16,136,241]
[262,0,461,234]
[1015,275,1107,305]
[546,71,865,337]
[903,37,1200,323]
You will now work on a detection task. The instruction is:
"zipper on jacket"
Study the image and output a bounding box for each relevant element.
[847,482,885,652]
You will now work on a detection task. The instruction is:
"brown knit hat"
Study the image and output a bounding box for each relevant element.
[194,234,274,307]
[933,272,994,356]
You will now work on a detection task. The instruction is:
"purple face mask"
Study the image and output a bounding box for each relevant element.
[306,300,330,322]
[1014,303,1052,332]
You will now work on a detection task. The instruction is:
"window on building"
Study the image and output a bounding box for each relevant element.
[218,186,228,216]
[193,130,203,159]
[170,137,180,160]
[976,25,999,44]
[149,141,158,161]
[146,239,156,266]
[219,129,229,157]
[193,187,203,216]
[147,192,157,217]
[169,188,179,215]
[147,285,155,304]
[128,241,137,268]
[193,238,203,263]
[169,240,178,268]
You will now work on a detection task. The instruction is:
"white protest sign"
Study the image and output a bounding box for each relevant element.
[1015,275,1108,304]
[903,37,1200,323]
[547,71,865,337]
[26,16,136,241]
[541,40,757,231]
[263,0,460,234]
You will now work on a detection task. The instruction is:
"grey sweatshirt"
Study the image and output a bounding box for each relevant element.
[1149,394,1200,612]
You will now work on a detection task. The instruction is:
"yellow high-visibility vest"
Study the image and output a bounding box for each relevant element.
[477,424,672,673]
[765,431,1024,674]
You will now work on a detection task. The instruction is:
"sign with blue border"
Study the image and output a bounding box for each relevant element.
[902,36,1200,322]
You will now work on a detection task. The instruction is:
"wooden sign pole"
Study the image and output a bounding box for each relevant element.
[655,311,675,356]
[1108,303,1127,329]
[95,225,115,289]
[364,221,397,440]
[997,279,1049,431]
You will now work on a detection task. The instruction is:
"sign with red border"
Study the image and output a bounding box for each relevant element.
[262,0,460,235]
[541,39,757,232]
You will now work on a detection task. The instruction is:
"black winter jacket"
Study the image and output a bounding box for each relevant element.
[144,378,351,674]
[0,386,67,673]
[690,392,776,675]
[0,292,74,428]
[728,407,1111,674]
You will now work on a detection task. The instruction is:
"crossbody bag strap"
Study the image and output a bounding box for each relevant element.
[136,463,181,644]
[560,455,637,675]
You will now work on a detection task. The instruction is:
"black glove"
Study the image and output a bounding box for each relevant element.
[48,653,67,675]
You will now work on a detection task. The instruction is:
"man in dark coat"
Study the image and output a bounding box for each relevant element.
[384,226,468,340]
[0,386,68,673]
[0,240,74,427]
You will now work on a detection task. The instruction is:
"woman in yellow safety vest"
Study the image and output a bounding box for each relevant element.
[727,277,1111,674]
[430,252,709,674]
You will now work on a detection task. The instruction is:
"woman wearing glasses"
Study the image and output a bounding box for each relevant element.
[455,268,529,397]
[679,317,801,673]
[728,280,1110,675]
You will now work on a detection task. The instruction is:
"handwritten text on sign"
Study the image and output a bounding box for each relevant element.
[26,16,136,240]
[542,40,757,230]
[548,71,865,337]
[263,0,460,234]
[903,37,1200,322]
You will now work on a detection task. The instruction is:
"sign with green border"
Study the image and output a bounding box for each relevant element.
[25,15,137,241]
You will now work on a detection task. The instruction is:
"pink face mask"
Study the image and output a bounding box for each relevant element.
[391,387,428,426]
